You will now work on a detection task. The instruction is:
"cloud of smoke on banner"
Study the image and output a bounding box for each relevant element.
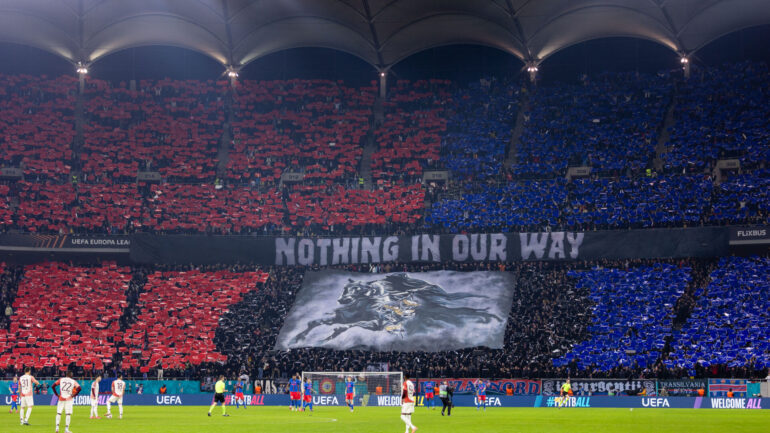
[275,271,515,352]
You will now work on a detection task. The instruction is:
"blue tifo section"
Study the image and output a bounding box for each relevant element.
[668,256,770,371]
[2,394,768,409]
[554,264,691,370]
[426,175,712,231]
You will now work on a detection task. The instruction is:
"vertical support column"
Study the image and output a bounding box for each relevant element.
[526,62,539,84]
[227,66,240,89]
[76,62,88,94]
[680,54,691,79]
[379,71,387,99]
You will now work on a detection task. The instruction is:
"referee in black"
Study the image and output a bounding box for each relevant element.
[439,381,454,416]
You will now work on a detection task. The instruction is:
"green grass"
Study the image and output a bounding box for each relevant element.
[6,406,770,433]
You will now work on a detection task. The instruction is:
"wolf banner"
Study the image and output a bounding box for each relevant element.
[275,271,515,352]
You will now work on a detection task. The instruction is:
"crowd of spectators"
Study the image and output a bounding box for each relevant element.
[0,66,769,235]
[0,262,132,371]
[667,256,770,372]
[202,258,769,381]
[443,78,519,182]
[119,266,269,371]
[0,257,767,381]
[83,78,224,183]
[665,62,770,173]
[285,184,424,235]
[514,71,671,178]
[0,263,22,330]
[0,74,77,181]
[229,79,375,186]
[372,80,451,184]
[554,263,691,371]
[427,174,724,232]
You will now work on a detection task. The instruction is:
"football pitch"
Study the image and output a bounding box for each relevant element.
[5,406,769,433]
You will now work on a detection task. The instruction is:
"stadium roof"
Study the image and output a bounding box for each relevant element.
[1,0,769,70]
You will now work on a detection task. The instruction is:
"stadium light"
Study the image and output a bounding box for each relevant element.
[380,71,385,77]
[227,69,239,79]
[76,62,88,75]
[526,61,539,83]
[680,56,689,64]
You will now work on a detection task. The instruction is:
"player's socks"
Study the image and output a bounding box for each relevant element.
[56,413,61,428]
[25,406,32,421]
[119,404,123,418]
[208,403,216,415]
[222,405,227,416]
[66,414,71,430]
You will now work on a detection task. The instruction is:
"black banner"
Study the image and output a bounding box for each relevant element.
[0,234,130,253]
[542,379,656,396]
[729,226,769,245]
[131,227,728,265]
[657,379,707,396]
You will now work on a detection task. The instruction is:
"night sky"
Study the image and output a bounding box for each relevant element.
[0,25,768,85]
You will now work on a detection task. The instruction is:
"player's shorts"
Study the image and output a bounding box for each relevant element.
[108,395,123,404]
[290,392,300,400]
[11,395,18,402]
[91,396,99,406]
[401,402,415,414]
[235,392,245,400]
[57,399,74,415]
[304,395,311,403]
[345,393,354,401]
[214,393,225,404]
[425,392,434,399]
[20,395,34,408]
[478,395,487,402]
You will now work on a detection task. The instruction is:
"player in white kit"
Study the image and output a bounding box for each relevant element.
[400,374,418,433]
[106,374,125,419]
[19,367,40,425]
[90,375,102,419]
[52,370,82,433]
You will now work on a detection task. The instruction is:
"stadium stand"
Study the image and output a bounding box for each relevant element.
[0,74,76,181]
[372,80,451,184]
[229,79,375,186]
[665,62,770,173]
[443,78,519,182]
[284,184,424,234]
[83,78,224,183]
[0,184,13,230]
[119,267,269,371]
[0,257,767,380]
[0,263,22,330]
[514,71,671,178]
[427,175,715,232]
[144,184,284,234]
[0,262,131,371]
[554,263,692,371]
[0,63,768,384]
[667,256,770,372]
